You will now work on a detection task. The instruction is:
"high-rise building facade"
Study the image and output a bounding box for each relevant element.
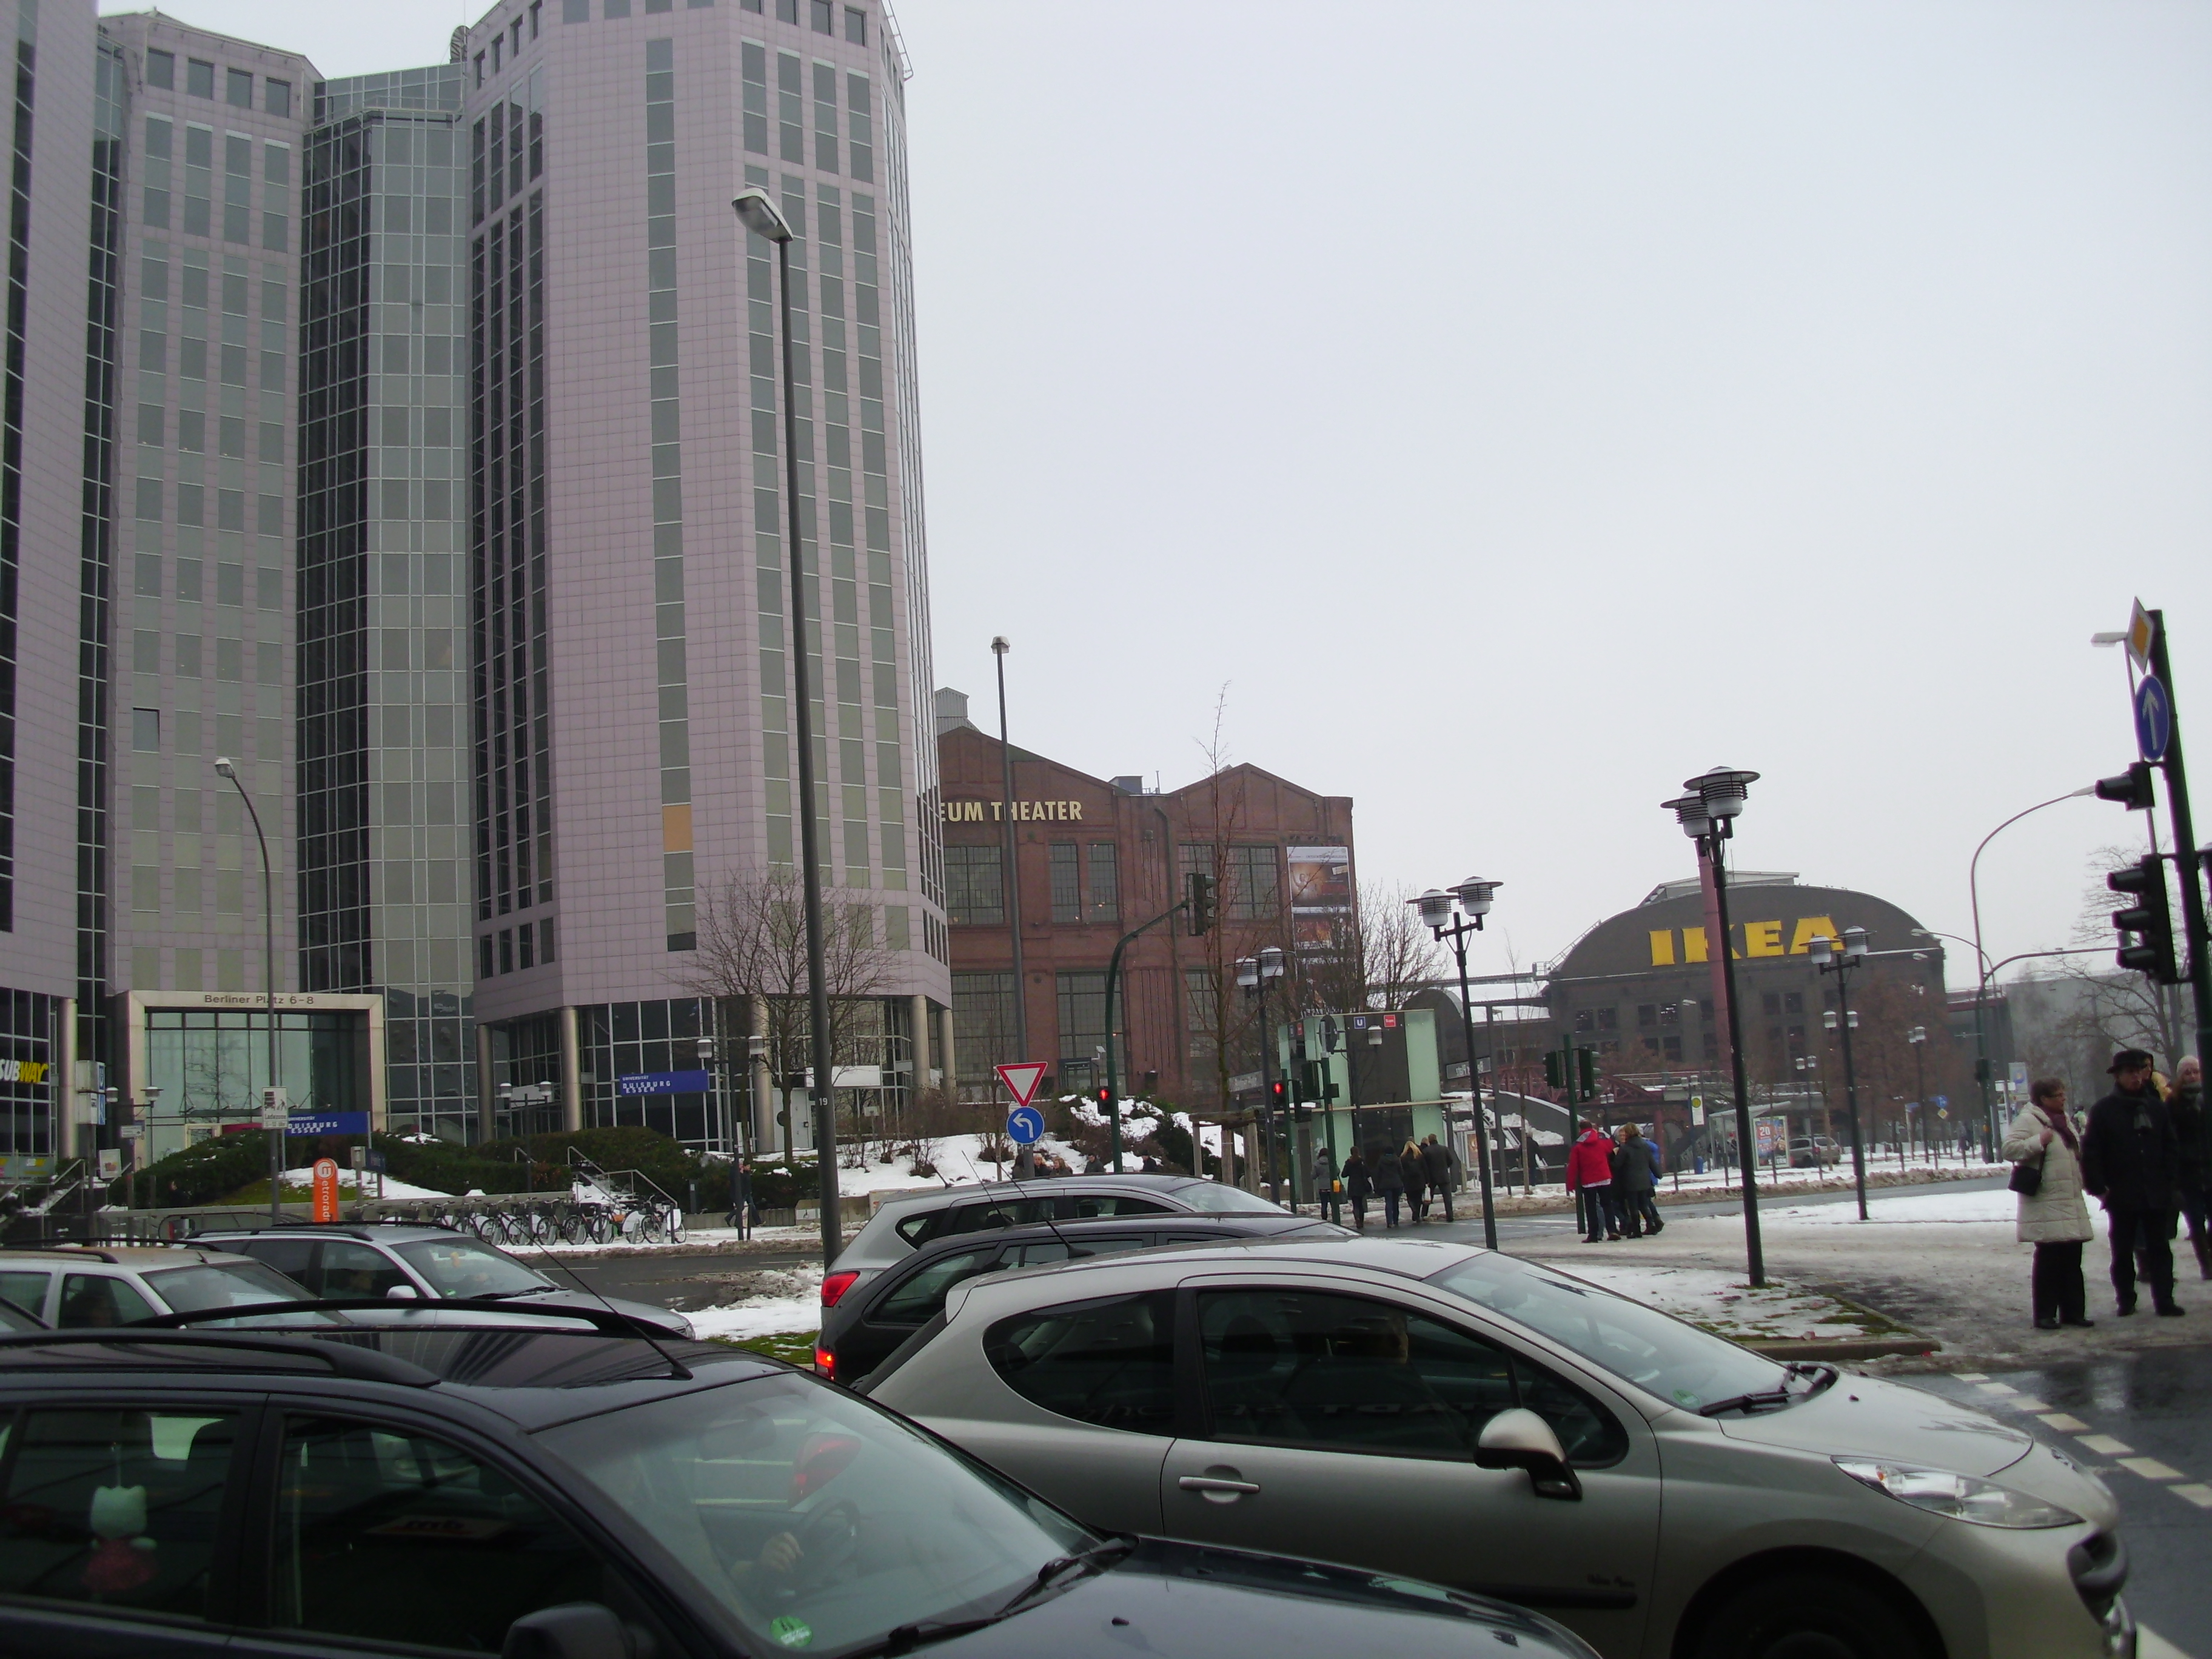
[455,0,948,1153]
[0,0,948,1171]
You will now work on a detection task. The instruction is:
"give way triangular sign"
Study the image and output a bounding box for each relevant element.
[995,1062,1049,1109]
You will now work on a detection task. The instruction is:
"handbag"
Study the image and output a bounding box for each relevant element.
[2007,1159,2042,1197]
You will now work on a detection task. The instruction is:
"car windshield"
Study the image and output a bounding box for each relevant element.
[1429,1253,1789,1412]
[140,1261,347,1329]
[1170,1182,1284,1216]
[394,1236,553,1299]
[541,1372,1093,1658]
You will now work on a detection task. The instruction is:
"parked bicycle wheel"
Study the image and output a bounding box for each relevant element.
[554,1201,583,1245]
[637,1206,665,1245]
[585,1206,614,1246]
[663,1204,686,1244]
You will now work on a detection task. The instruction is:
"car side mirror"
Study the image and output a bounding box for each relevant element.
[1475,1408,1582,1501]
[386,1284,421,1300]
[501,1603,634,1659]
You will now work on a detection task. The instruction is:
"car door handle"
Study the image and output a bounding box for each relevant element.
[1178,1475,1261,1496]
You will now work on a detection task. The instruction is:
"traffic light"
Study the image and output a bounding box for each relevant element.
[1094,1083,1113,1111]
[1542,1050,1563,1089]
[1269,1079,1288,1110]
[2108,854,2181,984]
[2094,762,2157,813]
[1185,871,1216,935]
[1577,1047,1599,1097]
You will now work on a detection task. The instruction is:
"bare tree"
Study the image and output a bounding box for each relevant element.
[2045,845,2188,1068]
[677,865,896,1164]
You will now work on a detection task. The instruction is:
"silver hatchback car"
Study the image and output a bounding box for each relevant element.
[863,1236,2131,1659]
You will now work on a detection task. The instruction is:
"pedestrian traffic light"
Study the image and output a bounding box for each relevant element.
[1185,871,1216,935]
[2094,762,2157,813]
[2108,854,2181,984]
[1094,1083,1113,1111]
[1269,1079,1288,1109]
[1577,1047,1599,1096]
[1542,1050,1563,1089]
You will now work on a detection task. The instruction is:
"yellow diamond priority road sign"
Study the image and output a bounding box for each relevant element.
[2127,599,2155,672]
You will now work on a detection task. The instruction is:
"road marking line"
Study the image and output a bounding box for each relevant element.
[1951,1371,1989,1382]
[2117,1457,2184,1481]
[2005,1397,2051,1413]
[2169,1484,2212,1509]
[1974,1381,2017,1395]
[2039,1413,2090,1432]
[2076,1434,2134,1456]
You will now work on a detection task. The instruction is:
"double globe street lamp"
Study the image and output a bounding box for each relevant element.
[1661,766,1767,1286]
[1413,879,1503,1250]
[1809,924,1872,1220]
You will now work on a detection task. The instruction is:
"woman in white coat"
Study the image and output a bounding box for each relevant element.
[2003,1076,2095,1330]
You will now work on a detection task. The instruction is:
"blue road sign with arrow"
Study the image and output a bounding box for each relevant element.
[2135,674,2173,764]
[1006,1105,1045,1145]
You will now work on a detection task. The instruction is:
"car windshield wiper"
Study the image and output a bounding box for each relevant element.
[1700,1362,1836,1418]
[839,1539,1135,1658]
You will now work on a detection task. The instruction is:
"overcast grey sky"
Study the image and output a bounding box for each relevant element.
[107,0,2212,990]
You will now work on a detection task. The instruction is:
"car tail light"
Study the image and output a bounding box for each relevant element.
[819,1270,859,1308]
[814,1346,835,1379]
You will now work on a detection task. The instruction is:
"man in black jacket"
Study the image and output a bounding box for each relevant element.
[2171,1056,2208,1281]
[1419,1134,1457,1224]
[2081,1048,2185,1316]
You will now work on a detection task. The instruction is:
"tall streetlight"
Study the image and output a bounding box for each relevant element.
[1908,1025,1927,1159]
[733,187,842,1265]
[1810,925,1871,1219]
[991,638,1028,1069]
[1236,945,1286,1199]
[214,756,283,1224]
[1968,786,2094,1156]
[1663,766,1765,1286]
[1412,879,1503,1250]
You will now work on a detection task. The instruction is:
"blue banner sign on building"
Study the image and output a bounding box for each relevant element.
[285,1113,372,1137]
[617,1070,712,1098]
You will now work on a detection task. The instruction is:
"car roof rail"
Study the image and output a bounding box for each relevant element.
[0,1244,125,1264]
[132,1296,683,1340]
[0,1328,441,1386]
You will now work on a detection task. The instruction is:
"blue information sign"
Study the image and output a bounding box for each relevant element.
[2135,674,2173,764]
[617,1070,712,1098]
[284,1112,370,1137]
[1006,1105,1045,1145]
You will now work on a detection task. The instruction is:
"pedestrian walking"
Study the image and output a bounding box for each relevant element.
[1372,1141,1406,1228]
[1399,1140,1428,1224]
[1313,1146,1342,1225]
[2002,1077,2095,1330]
[1342,1147,1372,1230]
[1419,1134,1456,1224]
[1565,1119,1619,1243]
[2080,1048,2187,1318]
[2170,1056,2210,1282]
[1614,1124,1663,1238]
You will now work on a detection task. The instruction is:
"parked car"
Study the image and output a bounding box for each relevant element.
[0,1314,1600,1659]
[0,1244,333,1328]
[826,1173,1290,1307]
[1789,1136,1844,1168]
[195,1221,695,1337]
[862,1235,2132,1659]
[818,1212,1350,1386]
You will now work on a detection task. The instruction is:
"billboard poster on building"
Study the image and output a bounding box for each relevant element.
[1287,845,1353,959]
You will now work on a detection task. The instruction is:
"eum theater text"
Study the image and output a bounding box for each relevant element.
[1646,917,1847,965]
[940,799,1089,822]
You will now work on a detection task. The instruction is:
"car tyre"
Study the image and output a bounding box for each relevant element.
[1694,1570,1931,1659]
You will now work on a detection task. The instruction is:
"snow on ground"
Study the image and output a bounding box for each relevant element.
[688,1265,824,1342]
[828,1130,1091,1192]
[1757,1184,2106,1233]
[1550,1261,1891,1343]
[279,1165,449,1201]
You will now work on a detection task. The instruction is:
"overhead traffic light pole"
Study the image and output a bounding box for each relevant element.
[1101,874,1213,1173]
[2146,612,2212,1054]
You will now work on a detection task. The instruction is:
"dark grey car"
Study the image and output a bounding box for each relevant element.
[817,1212,1349,1387]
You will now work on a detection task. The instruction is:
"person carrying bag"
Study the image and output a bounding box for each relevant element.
[2003,1077,2094,1330]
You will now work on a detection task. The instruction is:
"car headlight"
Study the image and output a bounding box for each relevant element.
[1834,1457,2081,1529]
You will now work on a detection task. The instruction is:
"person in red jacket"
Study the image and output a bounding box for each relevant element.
[1566,1120,1621,1243]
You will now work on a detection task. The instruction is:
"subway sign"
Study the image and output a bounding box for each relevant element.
[1646,917,1842,966]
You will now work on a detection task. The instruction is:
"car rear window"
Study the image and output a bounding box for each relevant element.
[1169,1184,1284,1216]
[144,1261,313,1310]
[984,1291,1176,1436]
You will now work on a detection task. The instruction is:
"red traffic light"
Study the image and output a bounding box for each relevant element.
[1269,1079,1288,1106]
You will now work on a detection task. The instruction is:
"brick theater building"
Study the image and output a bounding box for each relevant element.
[934,691,1355,1110]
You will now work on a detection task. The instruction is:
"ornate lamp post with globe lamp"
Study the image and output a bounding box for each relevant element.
[1235,946,1287,1199]
[1661,767,1767,1287]
[1412,879,1503,1250]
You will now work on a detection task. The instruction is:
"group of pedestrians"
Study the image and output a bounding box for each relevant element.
[2005,1048,2210,1329]
[1564,1118,1666,1242]
[1319,1134,1461,1230]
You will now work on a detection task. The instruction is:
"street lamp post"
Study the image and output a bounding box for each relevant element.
[1413,879,1503,1250]
[215,756,283,1224]
[1908,1025,1927,1162]
[1663,767,1766,1286]
[1811,926,1872,1220]
[991,638,1028,1071]
[734,188,843,1267]
[1236,947,1287,1201]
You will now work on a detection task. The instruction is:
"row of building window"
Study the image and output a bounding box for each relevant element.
[142,49,293,118]
[550,0,866,38]
[478,919,557,979]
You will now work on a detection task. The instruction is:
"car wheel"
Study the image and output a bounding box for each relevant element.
[1694,1571,1931,1659]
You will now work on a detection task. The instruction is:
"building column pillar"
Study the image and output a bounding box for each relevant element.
[559,1005,582,1133]
[56,997,78,1162]
[910,994,930,1092]
[938,1004,957,1102]
[475,1024,495,1144]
